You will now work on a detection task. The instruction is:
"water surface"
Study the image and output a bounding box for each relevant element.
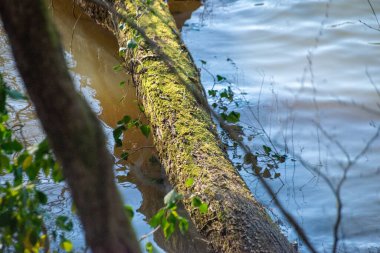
[182,0,380,252]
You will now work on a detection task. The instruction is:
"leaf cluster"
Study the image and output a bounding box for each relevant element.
[0,74,73,252]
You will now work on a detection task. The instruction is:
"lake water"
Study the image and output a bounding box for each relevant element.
[182,0,380,252]
[1,0,380,252]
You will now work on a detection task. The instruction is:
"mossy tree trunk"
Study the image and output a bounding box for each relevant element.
[0,1,140,252]
[76,0,294,252]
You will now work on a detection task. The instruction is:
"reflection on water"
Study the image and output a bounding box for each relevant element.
[169,0,202,29]
[183,0,380,252]
[1,0,208,252]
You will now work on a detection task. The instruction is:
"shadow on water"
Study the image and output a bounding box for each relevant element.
[168,0,202,30]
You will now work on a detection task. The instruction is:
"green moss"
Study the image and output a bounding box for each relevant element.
[113,1,256,206]
[217,211,226,222]
[77,0,292,250]
[118,0,268,225]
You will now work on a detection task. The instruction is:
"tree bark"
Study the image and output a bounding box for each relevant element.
[75,0,295,252]
[0,1,140,252]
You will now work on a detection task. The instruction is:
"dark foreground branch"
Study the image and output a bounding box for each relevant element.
[0,1,140,252]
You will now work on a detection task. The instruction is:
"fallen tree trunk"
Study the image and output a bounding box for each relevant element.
[75,0,294,252]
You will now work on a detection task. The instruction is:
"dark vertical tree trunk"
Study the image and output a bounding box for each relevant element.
[0,1,140,252]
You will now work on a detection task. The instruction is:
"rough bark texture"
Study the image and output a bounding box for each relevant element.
[74,0,295,252]
[0,1,140,252]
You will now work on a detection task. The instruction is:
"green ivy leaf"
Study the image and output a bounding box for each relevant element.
[178,218,189,234]
[263,145,272,155]
[118,23,126,30]
[113,125,126,147]
[185,178,194,187]
[244,153,257,165]
[149,208,165,228]
[0,154,10,171]
[26,164,40,181]
[29,230,39,246]
[225,111,240,123]
[127,39,138,49]
[138,104,145,113]
[60,239,73,252]
[52,163,64,182]
[199,203,208,214]
[129,119,140,128]
[164,189,182,206]
[254,166,262,175]
[121,152,129,161]
[0,76,6,114]
[220,106,228,112]
[208,89,217,97]
[22,155,33,170]
[117,115,131,125]
[163,222,175,239]
[216,75,226,82]
[218,87,234,101]
[262,168,271,178]
[0,211,12,227]
[13,167,22,186]
[119,47,127,57]
[124,205,134,219]
[113,64,123,72]
[35,139,50,159]
[277,154,286,163]
[191,196,202,207]
[140,125,151,138]
[167,210,177,224]
[56,216,73,232]
[145,242,153,253]
[1,140,23,153]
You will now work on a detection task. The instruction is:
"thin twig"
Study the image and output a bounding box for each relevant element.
[259,175,317,253]
[367,0,380,28]
[359,20,380,31]
[70,12,82,53]
[332,126,380,253]
[127,145,155,154]
[139,225,160,242]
